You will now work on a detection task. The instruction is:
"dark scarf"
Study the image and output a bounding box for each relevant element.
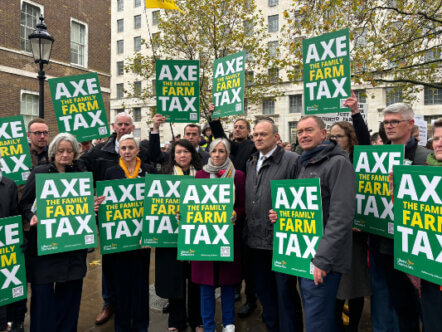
[299,140,331,166]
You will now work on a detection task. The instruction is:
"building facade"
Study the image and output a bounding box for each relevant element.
[0,0,111,138]
[110,0,441,144]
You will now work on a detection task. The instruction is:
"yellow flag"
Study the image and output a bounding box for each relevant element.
[145,0,184,14]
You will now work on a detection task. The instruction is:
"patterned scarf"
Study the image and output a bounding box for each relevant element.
[173,165,197,176]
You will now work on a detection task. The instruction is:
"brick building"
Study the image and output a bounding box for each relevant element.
[0,0,111,138]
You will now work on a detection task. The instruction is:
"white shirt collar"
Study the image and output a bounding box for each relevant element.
[259,145,278,160]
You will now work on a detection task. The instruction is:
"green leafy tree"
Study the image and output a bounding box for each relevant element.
[126,0,285,120]
[280,0,442,101]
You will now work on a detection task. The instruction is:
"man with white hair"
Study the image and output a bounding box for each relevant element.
[370,102,430,332]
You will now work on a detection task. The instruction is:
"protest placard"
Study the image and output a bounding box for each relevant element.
[0,215,27,306]
[156,59,200,123]
[211,51,245,118]
[142,175,189,247]
[271,179,323,279]
[353,145,404,237]
[318,103,368,130]
[97,178,145,253]
[48,72,109,142]
[36,172,97,255]
[393,165,442,285]
[177,178,234,261]
[0,116,32,184]
[303,28,351,114]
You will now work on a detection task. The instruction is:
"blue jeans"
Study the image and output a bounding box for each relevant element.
[369,244,400,332]
[299,273,341,332]
[200,285,235,332]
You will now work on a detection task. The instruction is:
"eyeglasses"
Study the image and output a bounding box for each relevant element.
[330,134,346,140]
[382,120,408,127]
[30,131,49,136]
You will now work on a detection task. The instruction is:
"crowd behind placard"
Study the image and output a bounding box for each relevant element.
[0,95,441,332]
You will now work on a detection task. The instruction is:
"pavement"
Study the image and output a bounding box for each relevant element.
[20,248,372,331]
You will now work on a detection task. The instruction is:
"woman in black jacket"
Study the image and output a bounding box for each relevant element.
[102,134,156,332]
[20,133,87,332]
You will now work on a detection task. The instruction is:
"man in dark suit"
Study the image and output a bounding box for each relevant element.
[149,114,210,165]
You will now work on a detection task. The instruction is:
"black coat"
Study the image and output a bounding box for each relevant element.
[20,161,89,284]
[209,120,256,173]
[0,177,19,218]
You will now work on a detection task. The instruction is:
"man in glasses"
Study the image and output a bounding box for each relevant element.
[371,103,431,332]
[27,118,49,166]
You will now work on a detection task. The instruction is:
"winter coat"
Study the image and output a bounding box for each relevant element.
[20,161,89,284]
[191,169,245,286]
[245,146,299,250]
[297,141,356,274]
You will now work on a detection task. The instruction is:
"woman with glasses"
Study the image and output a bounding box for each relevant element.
[155,140,204,332]
[330,91,371,332]
[20,133,87,332]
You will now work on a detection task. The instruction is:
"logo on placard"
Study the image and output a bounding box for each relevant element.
[13,286,24,298]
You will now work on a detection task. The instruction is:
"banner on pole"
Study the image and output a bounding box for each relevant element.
[177,178,234,261]
[0,215,27,306]
[271,179,323,279]
[393,165,442,285]
[303,28,351,115]
[0,116,32,184]
[156,60,200,123]
[353,145,404,238]
[211,51,245,118]
[97,178,145,253]
[36,172,97,255]
[48,72,109,142]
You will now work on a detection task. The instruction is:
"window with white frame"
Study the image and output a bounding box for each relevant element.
[134,36,141,51]
[152,79,156,96]
[133,107,141,122]
[20,91,39,126]
[268,0,278,7]
[263,99,275,114]
[268,15,279,33]
[133,128,141,138]
[289,121,298,143]
[268,68,279,83]
[117,84,124,99]
[289,95,302,113]
[152,11,160,25]
[117,61,124,75]
[354,89,367,103]
[268,41,278,57]
[20,2,42,52]
[134,0,141,7]
[134,15,141,29]
[133,81,141,96]
[117,0,124,11]
[424,87,442,105]
[71,19,87,67]
[117,40,124,54]
[117,19,124,32]
[386,87,403,106]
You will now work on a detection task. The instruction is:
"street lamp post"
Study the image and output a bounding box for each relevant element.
[28,15,54,119]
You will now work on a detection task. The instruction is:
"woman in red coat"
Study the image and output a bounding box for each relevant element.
[192,138,245,332]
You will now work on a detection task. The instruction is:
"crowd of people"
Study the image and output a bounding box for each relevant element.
[0,94,441,332]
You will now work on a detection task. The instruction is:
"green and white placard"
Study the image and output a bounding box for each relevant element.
[0,116,32,184]
[36,172,97,255]
[178,178,234,261]
[142,175,189,247]
[97,178,145,253]
[48,72,109,142]
[303,28,351,114]
[393,165,442,285]
[0,215,27,305]
[271,179,323,279]
[353,145,404,238]
[156,59,200,123]
[212,51,245,118]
